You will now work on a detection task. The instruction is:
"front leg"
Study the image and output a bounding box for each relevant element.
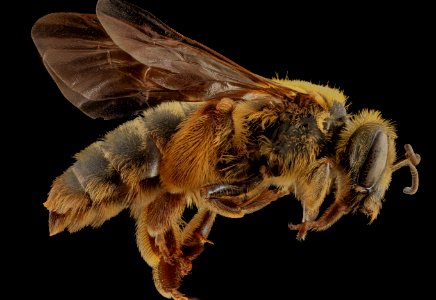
[289,166,352,239]
[288,158,335,240]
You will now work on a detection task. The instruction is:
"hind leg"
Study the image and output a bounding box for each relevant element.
[135,192,189,299]
[135,194,217,299]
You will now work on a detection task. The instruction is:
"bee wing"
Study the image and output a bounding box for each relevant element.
[31,12,153,119]
[32,0,296,120]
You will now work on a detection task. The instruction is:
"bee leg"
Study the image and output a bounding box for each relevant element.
[151,209,217,300]
[135,192,194,299]
[200,182,275,218]
[144,192,186,261]
[239,188,290,214]
[289,165,354,236]
[200,184,247,218]
[288,158,334,240]
[181,208,217,261]
[153,209,217,300]
[153,227,192,300]
[135,210,160,269]
[136,208,189,299]
[295,167,358,234]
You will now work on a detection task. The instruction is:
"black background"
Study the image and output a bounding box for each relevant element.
[9,0,434,299]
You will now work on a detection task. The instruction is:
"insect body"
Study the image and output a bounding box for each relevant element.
[32,0,420,299]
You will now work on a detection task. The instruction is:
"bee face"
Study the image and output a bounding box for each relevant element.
[331,110,398,220]
[32,0,421,299]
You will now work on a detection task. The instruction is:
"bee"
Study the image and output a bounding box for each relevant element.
[32,0,421,299]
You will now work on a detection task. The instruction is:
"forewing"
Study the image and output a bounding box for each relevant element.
[95,0,267,90]
[32,13,177,119]
[32,0,296,119]
[95,0,295,105]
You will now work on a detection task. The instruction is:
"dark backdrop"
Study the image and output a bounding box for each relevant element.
[10,1,434,299]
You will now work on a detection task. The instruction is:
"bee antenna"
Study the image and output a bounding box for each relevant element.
[392,144,421,195]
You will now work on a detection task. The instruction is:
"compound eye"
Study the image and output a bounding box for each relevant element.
[347,125,389,190]
[359,130,388,189]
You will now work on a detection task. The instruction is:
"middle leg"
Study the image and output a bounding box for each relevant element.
[200,180,289,218]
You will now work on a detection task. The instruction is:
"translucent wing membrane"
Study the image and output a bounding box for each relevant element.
[32,0,296,119]
[32,13,156,119]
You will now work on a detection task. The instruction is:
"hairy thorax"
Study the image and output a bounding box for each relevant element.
[161,82,347,194]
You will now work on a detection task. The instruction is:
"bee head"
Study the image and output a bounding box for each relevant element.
[336,110,398,220]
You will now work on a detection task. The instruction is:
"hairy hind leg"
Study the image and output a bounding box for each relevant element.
[151,209,217,300]
[181,208,217,260]
[135,192,189,299]
[135,195,217,299]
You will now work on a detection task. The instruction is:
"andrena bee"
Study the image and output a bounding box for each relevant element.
[32,0,421,299]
